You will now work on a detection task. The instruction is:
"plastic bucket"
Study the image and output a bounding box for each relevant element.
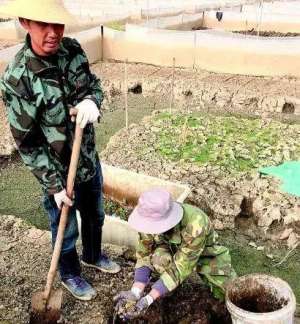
[226,274,296,324]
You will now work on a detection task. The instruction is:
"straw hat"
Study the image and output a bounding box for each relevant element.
[0,0,75,25]
[128,189,183,235]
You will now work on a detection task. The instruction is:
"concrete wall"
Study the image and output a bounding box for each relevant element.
[103,25,300,77]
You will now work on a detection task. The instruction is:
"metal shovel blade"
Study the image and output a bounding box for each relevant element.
[30,289,63,324]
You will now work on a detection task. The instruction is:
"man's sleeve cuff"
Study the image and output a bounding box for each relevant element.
[134,266,151,284]
[152,279,169,297]
[84,95,101,109]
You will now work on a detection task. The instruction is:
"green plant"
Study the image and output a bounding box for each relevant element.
[154,112,300,174]
[104,21,125,31]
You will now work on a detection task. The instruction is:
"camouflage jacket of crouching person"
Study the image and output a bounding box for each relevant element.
[136,204,236,300]
[0,35,103,194]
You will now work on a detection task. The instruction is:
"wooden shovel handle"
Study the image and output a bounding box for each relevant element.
[43,125,83,303]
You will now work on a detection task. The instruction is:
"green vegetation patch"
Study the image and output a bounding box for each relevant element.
[104,198,132,221]
[0,162,47,229]
[104,20,125,31]
[219,231,300,302]
[154,112,300,173]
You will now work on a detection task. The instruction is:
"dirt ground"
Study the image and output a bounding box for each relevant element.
[91,61,300,101]
[1,59,300,324]
[0,215,231,324]
[2,60,300,156]
[0,40,19,50]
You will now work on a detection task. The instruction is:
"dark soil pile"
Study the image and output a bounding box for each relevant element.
[111,283,231,324]
[0,156,10,169]
[191,26,210,31]
[233,30,300,37]
[229,281,288,313]
[104,197,133,221]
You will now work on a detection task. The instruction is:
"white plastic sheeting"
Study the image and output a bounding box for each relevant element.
[141,0,300,32]
[140,13,203,29]
[63,0,255,17]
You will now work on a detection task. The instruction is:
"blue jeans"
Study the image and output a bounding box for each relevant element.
[43,161,105,280]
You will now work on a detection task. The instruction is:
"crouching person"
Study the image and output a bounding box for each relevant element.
[114,189,236,320]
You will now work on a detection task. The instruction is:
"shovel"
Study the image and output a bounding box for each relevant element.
[30,124,83,324]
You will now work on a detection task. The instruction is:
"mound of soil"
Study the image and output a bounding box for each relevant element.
[111,283,231,324]
[233,30,300,37]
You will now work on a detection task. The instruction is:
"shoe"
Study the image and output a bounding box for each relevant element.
[61,276,97,301]
[81,254,121,274]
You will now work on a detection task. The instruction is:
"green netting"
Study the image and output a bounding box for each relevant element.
[259,161,300,197]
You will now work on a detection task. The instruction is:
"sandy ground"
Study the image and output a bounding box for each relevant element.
[91,61,300,100]
[0,40,19,50]
[0,215,135,324]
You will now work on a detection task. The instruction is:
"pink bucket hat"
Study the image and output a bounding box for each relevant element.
[128,189,183,234]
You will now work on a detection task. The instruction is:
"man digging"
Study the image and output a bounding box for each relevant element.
[0,0,120,301]
[114,189,237,320]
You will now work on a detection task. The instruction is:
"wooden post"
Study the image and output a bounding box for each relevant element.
[169,57,175,114]
[101,25,104,62]
[201,11,205,28]
[146,0,149,23]
[124,60,129,129]
[257,0,263,37]
[193,31,197,70]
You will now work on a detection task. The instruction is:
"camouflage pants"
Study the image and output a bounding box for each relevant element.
[196,230,237,300]
[151,231,236,301]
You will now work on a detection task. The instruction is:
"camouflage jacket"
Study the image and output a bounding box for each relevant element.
[1,35,103,194]
[135,204,212,292]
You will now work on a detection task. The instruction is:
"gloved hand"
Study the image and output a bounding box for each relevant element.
[74,99,100,128]
[121,295,153,320]
[114,287,142,315]
[54,189,73,209]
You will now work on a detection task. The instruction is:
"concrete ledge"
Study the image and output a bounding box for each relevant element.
[78,163,191,248]
[102,163,191,207]
[70,27,102,64]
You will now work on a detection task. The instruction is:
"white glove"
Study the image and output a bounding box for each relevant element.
[75,99,100,129]
[54,189,73,209]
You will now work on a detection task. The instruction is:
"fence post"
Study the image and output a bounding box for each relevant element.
[169,57,175,114]
[201,11,205,28]
[193,31,197,71]
[101,25,104,62]
[124,59,129,130]
[257,0,263,36]
[146,0,149,23]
